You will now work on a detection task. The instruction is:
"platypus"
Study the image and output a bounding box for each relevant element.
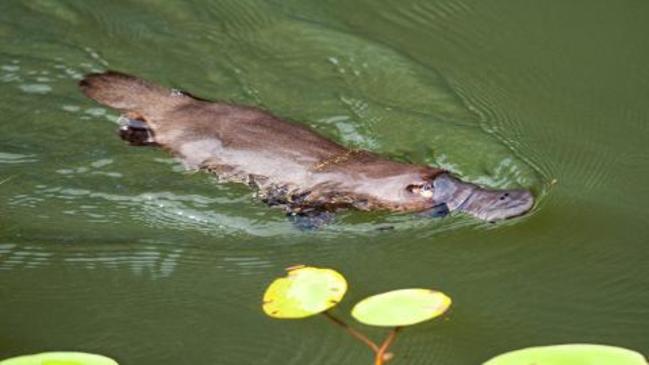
[79,71,534,227]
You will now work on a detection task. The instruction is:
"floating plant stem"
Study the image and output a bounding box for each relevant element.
[323,311,380,353]
[375,327,400,365]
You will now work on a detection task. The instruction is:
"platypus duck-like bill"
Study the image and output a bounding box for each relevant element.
[430,173,534,221]
[79,70,534,228]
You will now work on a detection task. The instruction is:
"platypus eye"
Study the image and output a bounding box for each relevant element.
[406,184,421,193]
[406,183,434,197]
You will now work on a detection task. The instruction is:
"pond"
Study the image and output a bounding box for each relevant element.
[1,1,648,364]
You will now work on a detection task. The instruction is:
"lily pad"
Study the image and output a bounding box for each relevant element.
[351,288,451,327]
[483,344,647,365]
[262,266,347,318]
[0,352,118,365]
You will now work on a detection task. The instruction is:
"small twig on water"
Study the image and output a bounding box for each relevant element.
[322,311,380,353]
[0,176,16,185]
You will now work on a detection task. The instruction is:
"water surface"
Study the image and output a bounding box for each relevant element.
[1,1,648,364]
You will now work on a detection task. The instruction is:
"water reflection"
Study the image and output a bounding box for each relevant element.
[0,239,277,281]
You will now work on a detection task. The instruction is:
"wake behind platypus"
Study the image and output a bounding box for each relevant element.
[79,71,533,228]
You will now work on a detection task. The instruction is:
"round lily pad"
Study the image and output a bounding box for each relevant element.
[262,266,347,318]
[483,344,647,365]
[0,352,118,365]
[351,288,451,327]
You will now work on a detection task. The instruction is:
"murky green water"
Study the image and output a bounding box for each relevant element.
[1,1,648,364]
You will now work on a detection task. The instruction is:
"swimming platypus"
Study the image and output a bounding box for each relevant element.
[79,71,534,227]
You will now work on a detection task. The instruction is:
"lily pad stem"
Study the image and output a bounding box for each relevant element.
[375,327,400,365]
[323,311,380,353]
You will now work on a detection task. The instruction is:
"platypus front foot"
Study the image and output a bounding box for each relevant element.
[287,210,335,231]
[117,115,157,146]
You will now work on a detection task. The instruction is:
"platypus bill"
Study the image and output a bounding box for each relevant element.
[79,71,534,228]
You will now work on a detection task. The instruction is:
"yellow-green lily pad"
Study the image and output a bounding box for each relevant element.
[0,352,118,365]
[483,344,647,365]
[262,265,347,318]
[351,288,451,327]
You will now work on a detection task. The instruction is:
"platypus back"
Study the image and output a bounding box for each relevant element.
[78,70,450,213]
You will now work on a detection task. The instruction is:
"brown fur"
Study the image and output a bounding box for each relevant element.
[80,71,445,213]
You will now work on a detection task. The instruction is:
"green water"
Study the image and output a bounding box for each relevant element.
[1,1,648,364]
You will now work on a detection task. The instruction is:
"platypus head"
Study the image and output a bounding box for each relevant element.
[428,173,534,221]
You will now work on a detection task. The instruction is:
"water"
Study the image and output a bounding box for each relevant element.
[1,1,648,364]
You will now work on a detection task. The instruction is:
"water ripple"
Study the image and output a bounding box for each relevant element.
[0,152,38,164]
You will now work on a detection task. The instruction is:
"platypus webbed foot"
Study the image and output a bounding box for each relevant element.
[117,115,157,146]
[287,210,335,231]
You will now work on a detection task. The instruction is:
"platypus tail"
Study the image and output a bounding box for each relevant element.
[79,71,179,116]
